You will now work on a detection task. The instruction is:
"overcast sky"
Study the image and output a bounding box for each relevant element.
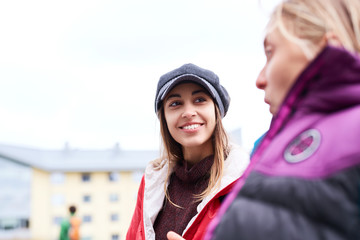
[0,0,281,152]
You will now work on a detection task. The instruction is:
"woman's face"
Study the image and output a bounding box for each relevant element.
[163,82,216,152]
[256,28,312,115]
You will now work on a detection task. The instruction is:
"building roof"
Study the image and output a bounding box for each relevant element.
[0,144,159,172]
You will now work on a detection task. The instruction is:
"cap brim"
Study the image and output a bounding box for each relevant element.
[155,74,225,117]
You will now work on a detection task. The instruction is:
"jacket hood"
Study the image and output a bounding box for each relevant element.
[300,46,360,113]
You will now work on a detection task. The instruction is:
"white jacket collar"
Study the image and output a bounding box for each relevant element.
[143,144,249,239]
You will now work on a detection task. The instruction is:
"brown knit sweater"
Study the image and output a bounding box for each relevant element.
[153,155,214,240]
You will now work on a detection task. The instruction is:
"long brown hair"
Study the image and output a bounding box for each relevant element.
[152,102,229,206]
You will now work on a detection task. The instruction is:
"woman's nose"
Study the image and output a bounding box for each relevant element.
[256,67,267,90]
[181,104,196,118]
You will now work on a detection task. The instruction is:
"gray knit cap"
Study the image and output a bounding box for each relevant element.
[154,63,230,118]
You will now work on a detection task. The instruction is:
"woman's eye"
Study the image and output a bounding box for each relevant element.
[169,101,181,107]
[195,97,206,103]
[265,46,273,59]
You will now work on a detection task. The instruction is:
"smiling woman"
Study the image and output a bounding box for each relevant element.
[126,63,250,240]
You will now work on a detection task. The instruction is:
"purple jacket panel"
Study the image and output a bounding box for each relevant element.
[255,106,360,178]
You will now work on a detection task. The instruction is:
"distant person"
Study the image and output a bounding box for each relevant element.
[126,63,249,240]
[198,0,360,239]
[59,205,81,240]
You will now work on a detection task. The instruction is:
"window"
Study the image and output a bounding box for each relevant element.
[20,219,29,229]
[51,194,65,206]
[53,216,63,225]
[110,213,119,222]
[83,215,92,223]
[0,219,18,230]
[50,172,65,184]
[82,173,91,182]
[83,195,91,203]
[108,172,120,182]
[109,193,119,202]
[0,218,29,230]
[111,234,119,240]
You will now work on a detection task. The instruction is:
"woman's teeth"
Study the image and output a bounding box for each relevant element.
[182,124,200,130]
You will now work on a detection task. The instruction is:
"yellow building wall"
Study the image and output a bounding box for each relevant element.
[30,168,51,240]
[30,169,142,240]
[118,172,142,237]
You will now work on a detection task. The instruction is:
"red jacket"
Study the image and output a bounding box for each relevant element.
[126,145,249,240]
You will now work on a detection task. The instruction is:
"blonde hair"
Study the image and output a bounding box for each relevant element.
[267,0,360,58]
[152,103,229,206]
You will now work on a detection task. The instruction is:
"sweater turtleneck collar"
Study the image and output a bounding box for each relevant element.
[174,155,214,183]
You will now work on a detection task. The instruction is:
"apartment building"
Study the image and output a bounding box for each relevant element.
[0,143,158,240]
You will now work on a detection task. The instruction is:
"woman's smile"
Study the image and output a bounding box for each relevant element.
[179,123,204,131]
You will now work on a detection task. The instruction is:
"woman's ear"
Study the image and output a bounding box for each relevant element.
[323,31,343,48]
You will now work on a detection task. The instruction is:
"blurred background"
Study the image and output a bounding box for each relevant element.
[0,0,280,239]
